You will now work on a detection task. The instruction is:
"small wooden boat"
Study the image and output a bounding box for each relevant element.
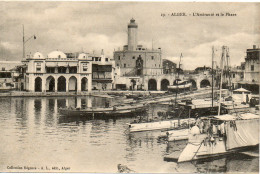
[59,103,147,117]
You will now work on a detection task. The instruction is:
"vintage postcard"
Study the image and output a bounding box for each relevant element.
[0,1,259,173]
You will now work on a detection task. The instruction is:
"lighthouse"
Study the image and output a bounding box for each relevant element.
[127,18,138,51]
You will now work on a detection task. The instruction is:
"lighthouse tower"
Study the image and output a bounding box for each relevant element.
[127,18,138,51]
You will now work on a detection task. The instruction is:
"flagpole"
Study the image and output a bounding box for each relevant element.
[23,24,25,58]
[22,24,36,58]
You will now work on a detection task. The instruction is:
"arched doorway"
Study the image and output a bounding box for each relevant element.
[69,76,77,91]
[200,79,211,88]
[161,79,169,91]
[190,79,197,89]
[58,76,66,92]
[130,79,136,90]
[35,77,42,92]
[148,79,157,91]
[46,76,55,92]
[81,77,88,91]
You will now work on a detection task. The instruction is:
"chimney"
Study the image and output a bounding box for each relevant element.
[253,45,256,49]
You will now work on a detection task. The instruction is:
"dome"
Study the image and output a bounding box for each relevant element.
[47,50,67,58]
[78,53,88,59]
[33,52,44,59]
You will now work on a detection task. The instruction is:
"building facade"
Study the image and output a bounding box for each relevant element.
[113,19,168,90]
[23,51,92,92]
[89,54,113,90]
[236,45,260,93]
[0,61,22,90]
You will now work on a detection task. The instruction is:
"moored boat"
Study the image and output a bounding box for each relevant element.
[59,103,147,117]
[177,113,259,162]
[167,80,192,92]
[128,118,196,132]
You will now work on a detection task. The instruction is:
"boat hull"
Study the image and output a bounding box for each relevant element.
[178,117,260,162]
[168,83,192,92]
[128,118,196,132]
[59,105,147,118]
[178,137,259,162]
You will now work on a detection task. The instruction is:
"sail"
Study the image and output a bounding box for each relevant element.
[226,119,259,150]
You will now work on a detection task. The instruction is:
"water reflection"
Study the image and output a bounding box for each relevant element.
[0,96,258,173]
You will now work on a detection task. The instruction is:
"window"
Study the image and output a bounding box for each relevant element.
[233,74,235,78]
[46,67,55,73]
[151,56,154,60]
[105,58,108,62]
[118,56,120,60]
[124,64,126,68]
[117,64,119,66]
[2,67,5,71]
[58,55,61,58]
[69,67,77,73]
[132,56,135,59]
[83,66,88,71]
[36,62,41,72]
[58,67,67,73]
[155,64,156,67]
[251,65,254,71]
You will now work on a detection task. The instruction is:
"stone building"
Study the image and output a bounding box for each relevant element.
[113,19,166,90]
[235,45,259,93]
[113,19,163,77]
[22,51,92,92]
[0,61,22,90]
[89,53,113,90]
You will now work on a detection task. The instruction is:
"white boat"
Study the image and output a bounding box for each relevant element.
[168,80,192,92]
[128,118,196,132]
[177,113,259,162]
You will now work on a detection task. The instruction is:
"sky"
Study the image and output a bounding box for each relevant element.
[0,2,259,70]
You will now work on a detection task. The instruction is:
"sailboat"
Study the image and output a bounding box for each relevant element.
[167,54,192,92]
[174,46,260,162]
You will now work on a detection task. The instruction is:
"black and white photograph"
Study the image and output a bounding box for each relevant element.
[0,1,259,173]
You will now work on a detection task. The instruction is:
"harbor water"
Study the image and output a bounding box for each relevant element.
[0,96,258,173]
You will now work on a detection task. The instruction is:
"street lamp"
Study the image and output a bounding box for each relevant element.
[23,24,36,58]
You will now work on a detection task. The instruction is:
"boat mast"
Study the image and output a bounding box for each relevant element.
[218,46,225,116]
[212,46,214,108]
[175,53,182,106]
[176,53,182,126]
